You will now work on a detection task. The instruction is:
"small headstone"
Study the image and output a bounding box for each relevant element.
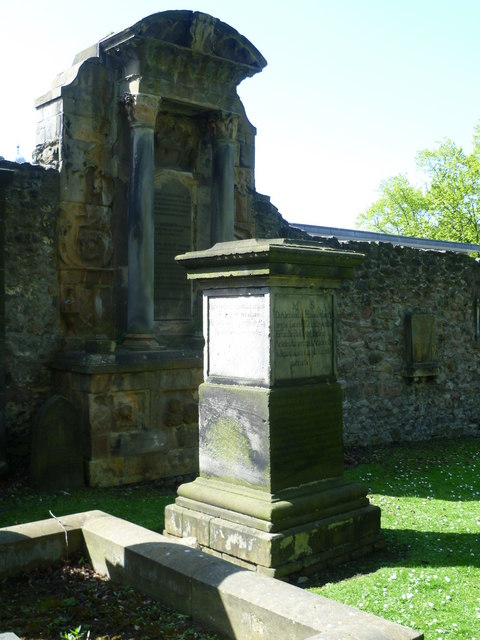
[0,633,21,639]
[30,395,84,491]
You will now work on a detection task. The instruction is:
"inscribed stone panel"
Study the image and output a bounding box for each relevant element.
[273,292,334,382]
[206,293,269,383]
[154,180,192,320]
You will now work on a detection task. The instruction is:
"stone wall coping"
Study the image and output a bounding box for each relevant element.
[35,61,86,108]
[0,511,422,640]
[49,348,202,374]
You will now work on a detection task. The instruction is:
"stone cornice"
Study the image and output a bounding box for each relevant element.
[100,11,267,75]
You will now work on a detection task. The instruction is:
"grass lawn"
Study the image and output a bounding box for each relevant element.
[0,475,175,532]
[1,437,479,639]
[310,437,480,640]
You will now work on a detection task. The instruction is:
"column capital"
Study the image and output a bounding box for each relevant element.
[208,111,239,143]
[123,93,161,128]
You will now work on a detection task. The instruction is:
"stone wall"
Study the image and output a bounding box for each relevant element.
[254,200,480,445]
[320,237,480,445]
[3,163,480,465]
[1,160,61,453]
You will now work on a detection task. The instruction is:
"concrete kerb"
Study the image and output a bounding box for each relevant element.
[0,511,423,640]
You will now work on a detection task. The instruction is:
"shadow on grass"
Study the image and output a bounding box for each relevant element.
[307,528,480,588]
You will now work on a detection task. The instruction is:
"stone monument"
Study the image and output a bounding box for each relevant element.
[33,11,266,485]
[165,238,383,579]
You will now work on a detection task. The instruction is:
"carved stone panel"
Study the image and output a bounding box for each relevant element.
[57,204,113,268]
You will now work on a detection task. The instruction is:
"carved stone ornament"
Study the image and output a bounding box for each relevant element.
[190,13,216,54]
[123,93,161,128]
[208,111,239,143]
[58,207,113,268]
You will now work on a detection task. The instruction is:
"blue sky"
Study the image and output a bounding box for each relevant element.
[2,0,480,229]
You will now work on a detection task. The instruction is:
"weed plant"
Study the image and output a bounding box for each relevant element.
[309,438,480,640]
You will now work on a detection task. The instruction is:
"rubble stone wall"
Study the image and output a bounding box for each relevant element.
[1,160,60,452]
[322,238,480,445]
[4,167,480,459]
[254,200,480,445]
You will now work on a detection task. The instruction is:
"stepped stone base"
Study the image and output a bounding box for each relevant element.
[164,477,383,579]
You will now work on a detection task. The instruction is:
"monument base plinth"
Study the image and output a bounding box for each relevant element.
[164,477,383,579]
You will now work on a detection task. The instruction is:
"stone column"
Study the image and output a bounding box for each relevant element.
[123,93,160,349]
[0,168,14,477]
[209,112,238,244]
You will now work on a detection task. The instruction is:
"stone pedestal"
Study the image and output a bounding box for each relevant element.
[164,239,383,579]
[50,348,203,487]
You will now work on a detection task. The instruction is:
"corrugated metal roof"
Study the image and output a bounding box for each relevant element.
[291,224,480,254]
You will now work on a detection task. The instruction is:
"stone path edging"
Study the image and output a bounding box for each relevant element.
[0,511,423,640]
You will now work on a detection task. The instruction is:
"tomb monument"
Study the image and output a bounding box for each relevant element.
[165,238,383,578]
[34,12,266,485]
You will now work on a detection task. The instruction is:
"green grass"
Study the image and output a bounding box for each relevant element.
[309,438,480,640]
[0,479,175,532]
[2,438,480,639]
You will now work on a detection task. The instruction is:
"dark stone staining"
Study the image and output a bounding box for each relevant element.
[198,383,270,489]
[269,384,344,492]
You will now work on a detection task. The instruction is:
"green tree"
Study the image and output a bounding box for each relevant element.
[358,126,480,244]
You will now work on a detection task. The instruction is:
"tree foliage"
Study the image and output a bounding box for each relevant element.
[357,126,480,244]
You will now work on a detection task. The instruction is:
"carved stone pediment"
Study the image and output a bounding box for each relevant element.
[102,10,267,75]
